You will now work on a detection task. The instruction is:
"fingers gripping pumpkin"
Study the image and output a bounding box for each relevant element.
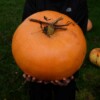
[12,11,87,80]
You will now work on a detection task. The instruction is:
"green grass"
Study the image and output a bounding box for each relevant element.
[0,0,100,100]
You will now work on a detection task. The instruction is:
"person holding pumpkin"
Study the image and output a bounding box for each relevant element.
[22,0,88,100]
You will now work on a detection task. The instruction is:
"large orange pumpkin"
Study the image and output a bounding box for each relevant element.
[12,10,87,80]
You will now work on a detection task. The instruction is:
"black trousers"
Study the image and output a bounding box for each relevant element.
[28,80,76,100]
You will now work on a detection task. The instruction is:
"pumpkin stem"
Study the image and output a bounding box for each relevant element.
[30,17,74,36]
[43,17,63,36]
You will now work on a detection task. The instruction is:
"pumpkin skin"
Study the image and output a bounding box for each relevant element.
[12,10,87,80]
[87,19,93,32]
[89,48,100,67]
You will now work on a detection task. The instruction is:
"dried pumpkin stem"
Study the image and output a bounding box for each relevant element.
[30,19,50,25]
[55,21,74,27]
[30,17,72,36]
[51,17,63,25]
[45,17,63,36]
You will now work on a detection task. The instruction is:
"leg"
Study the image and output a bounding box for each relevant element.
[28,82,52,100]
[53,80,76,100]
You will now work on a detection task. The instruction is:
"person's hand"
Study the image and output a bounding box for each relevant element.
[23,73,74,86]
[51,76,74,86]
[23,73,43,83]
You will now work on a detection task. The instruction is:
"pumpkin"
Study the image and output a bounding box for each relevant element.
[89,48,100,67]
[12,10,87,80]
[87,19,93,32]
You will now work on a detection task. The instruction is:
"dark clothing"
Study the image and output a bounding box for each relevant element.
[22,0,88,100]
[22,0,88,33]
[29,80,76,100]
